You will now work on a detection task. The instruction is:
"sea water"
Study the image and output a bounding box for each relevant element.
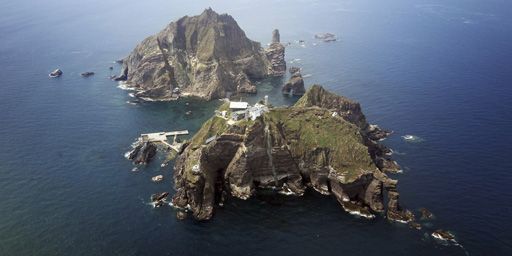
[1,0,511,255]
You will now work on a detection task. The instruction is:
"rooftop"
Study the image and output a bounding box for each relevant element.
[229,101,248,109]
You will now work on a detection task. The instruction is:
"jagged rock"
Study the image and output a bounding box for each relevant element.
[49,69,62,78]
[265,29,286,76]
[432,230,456,242]
[152,175,164,182]
[172,85,410,220]
[128,141,157,165]
[118,9,273,100]
[315,33,337,42]
[151,192,169,207]
[282,72,305,96]
[235,73,257,94]
[289,66,301,74]
[272,29,280,43]
[113,67,127,81]
[387,190,415,223]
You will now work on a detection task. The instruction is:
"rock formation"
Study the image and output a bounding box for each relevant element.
[315,33,337,42]
[49,69,63,78]
[289,66,301,74]
[282,71,306,96]
[80,72,95,77]
[151,192,169,207]
[171,85,413,221]
[128,141,157,165]
[118,9,273,100]
[265,29,286,76]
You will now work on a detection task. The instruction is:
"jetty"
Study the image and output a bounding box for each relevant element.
[140,130,189,152]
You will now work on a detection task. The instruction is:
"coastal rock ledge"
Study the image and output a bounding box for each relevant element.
[172,85,412,222]
[118,9,281,100]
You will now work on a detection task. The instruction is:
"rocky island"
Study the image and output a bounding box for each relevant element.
[116,9,285,100]
[171,85,413,222]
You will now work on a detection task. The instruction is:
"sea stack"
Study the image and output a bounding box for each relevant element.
[265,29,286,76]
[171,85,411,221]
[117,9,274,100]
[282,69,306,96]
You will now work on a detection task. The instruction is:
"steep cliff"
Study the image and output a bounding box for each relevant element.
[171,85,413,222]
[118,9,273,100]
[265,29,286,76]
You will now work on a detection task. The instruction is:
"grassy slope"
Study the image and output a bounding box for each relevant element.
[265,107,375,182]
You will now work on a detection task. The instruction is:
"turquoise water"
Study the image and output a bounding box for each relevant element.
[1,0,511,255]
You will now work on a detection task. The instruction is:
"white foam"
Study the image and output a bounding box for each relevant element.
[117,82,136,91]
[401,134,424,143]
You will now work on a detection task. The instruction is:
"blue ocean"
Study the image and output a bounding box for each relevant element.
[1,0,511,255]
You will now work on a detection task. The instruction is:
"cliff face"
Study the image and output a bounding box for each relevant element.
[172,85,413,222]
[265,29,286,76]
[119,9,273,100]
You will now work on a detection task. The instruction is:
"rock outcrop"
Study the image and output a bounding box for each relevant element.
[315,33,337,42]
[151,192,169,207]
[171,85,412,221]
[289,66,301,74]
[128,141,157,165]
[265,29,286,76]
[282,71,305,96]
[49,69,63,78]
[118,9,273,100]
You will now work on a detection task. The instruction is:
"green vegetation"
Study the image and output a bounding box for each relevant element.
[265,107,375,182]
[189,116,229,149]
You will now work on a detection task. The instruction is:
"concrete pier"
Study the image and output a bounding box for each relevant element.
[140,130,189,152]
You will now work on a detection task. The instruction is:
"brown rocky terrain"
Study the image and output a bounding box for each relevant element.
[171,85,413,222]
[117,9,281,100]
[265,29,286,76]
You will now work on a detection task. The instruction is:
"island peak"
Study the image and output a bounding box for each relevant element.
[117,9,284,100]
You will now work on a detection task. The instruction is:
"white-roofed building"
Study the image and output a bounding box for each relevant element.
[229,101,249,110]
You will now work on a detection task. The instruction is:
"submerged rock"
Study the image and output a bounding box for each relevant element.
[172,85,411,220]
[80,71,95,77]
[315,33,337,42]
[128,141,157,165]
[419,207,434,220]
[118,9,274,100]
[409,222,422,230]
[49,69,63,78]
[289,66,301,74]
[176,211,187,220]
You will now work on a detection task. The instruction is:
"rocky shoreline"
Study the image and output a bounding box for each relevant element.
[170,85,413,222]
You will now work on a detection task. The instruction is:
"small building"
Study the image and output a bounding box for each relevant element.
[229,101,248,110]
[247,103,268,121]
[231,110,247,121]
